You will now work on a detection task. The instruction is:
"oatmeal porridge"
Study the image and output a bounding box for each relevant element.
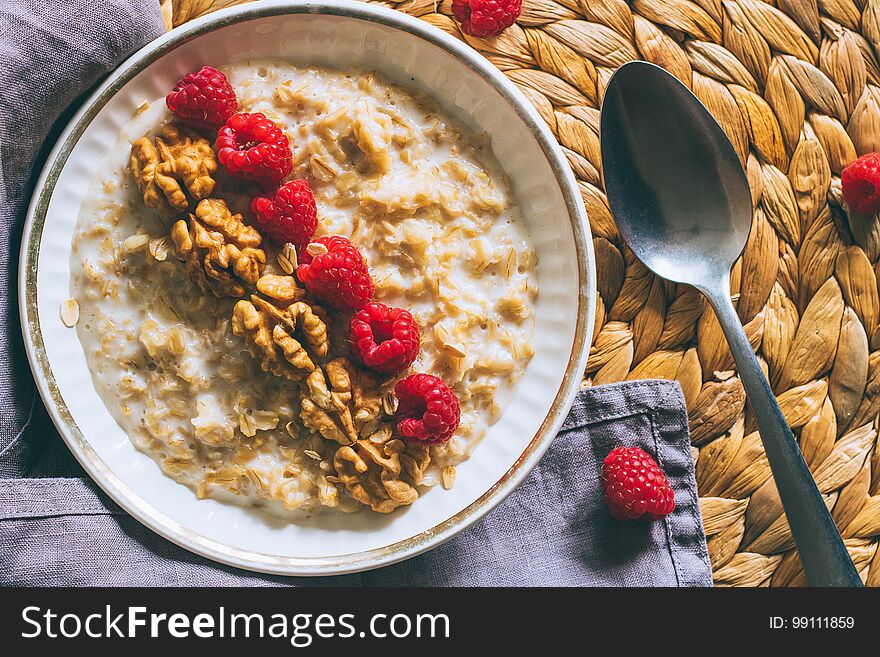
[70,61,537,517]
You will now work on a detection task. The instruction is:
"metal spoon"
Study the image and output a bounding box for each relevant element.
[600,61,861,587]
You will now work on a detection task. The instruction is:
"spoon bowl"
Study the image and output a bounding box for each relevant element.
[600,61,862,587]
[600,62,751,289]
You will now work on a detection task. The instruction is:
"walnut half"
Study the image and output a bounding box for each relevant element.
[300,357,382,445]
[130,123,217,213]
[171,198,266,298]
[333,435,431,513]
[231,278,329,380]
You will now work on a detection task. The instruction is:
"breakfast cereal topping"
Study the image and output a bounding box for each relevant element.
[300,357,383,445]
[297,235,374,310]
[349,302,420,374]
[231,294,329,381]
[215,112,292,182]
[166,66,238,132]
[333,434,430,513]
[394,374,461,445]
[170,198,265,297]
[129,123,217,212]
[251,179,318,247]
[255,273,306,305]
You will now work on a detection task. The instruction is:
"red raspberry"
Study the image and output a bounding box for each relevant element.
[297,236,373,310]
[601,447,675,521]
[251,180,318,247]
[452,0,522,38]
[165,66,237,131]
[216,112,292,183]
[842,153,880,215]
[349,302,420,374]
[394,374,460,445]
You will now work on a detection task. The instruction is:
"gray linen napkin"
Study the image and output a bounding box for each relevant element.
[0,0,711,587]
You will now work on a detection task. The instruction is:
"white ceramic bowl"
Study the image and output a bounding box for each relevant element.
[19,0,595,575]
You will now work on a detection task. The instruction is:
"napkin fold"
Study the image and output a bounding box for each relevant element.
[0,0,711,587]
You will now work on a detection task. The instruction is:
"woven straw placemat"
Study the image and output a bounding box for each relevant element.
[163,0,880,587]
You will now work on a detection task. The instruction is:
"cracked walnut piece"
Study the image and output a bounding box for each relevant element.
[232,278,329,380]
[130,123,217,212]
[171,198,266,297]
[333,435,431,513]
[301,357,382,445]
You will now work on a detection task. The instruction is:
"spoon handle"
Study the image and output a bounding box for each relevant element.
[705,279,862,587]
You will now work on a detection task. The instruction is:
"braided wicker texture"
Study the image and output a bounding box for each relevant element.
[165,0,880,587]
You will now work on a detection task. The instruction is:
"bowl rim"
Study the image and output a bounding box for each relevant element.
[18,0,596,576]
